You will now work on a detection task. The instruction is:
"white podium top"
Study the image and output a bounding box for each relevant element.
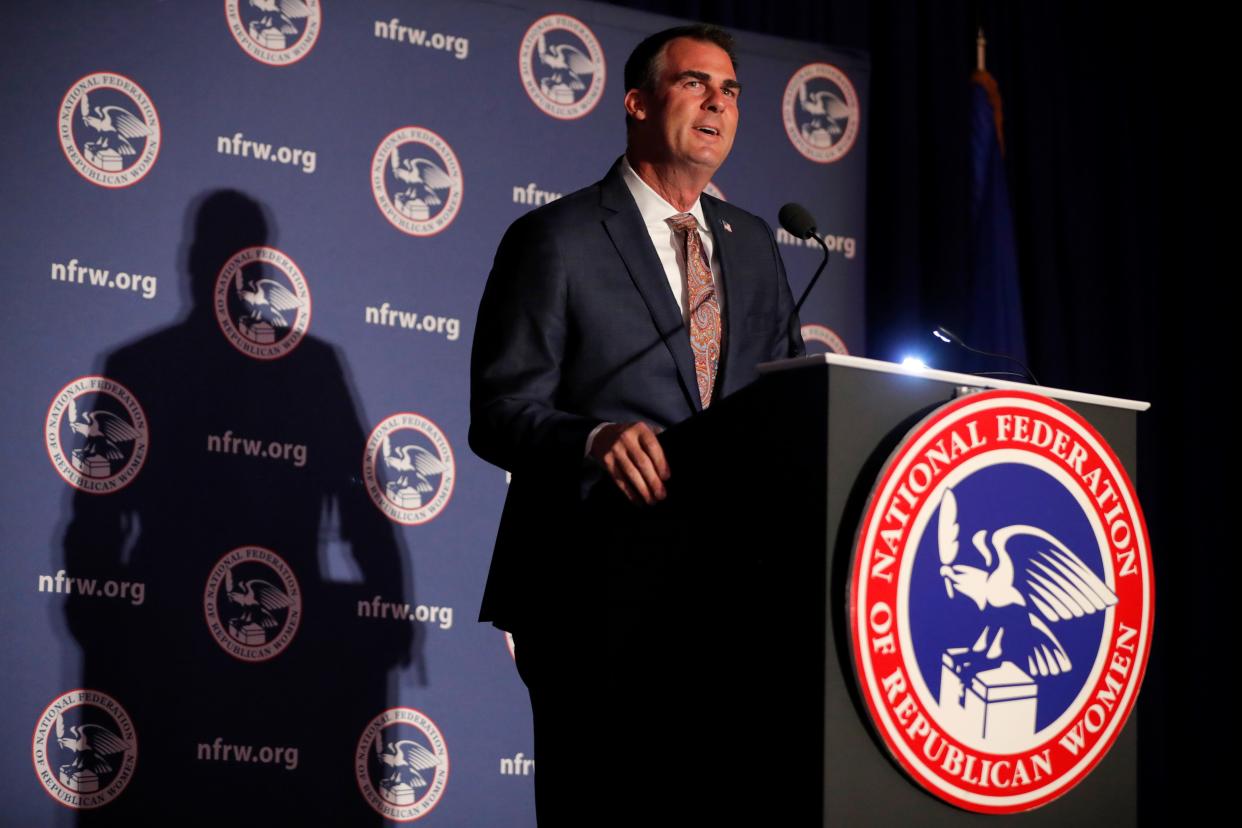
[759,353,1151,412]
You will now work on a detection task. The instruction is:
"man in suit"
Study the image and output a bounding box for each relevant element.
[471,24,803,822]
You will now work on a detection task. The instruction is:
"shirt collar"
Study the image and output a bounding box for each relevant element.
[620,156,710,235]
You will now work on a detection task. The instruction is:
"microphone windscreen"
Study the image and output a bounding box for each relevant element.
[778,202,817,240]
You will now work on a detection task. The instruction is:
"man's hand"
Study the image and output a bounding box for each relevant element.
[589,422,670,505]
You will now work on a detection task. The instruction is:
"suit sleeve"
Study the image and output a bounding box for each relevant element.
[469,215,601,478]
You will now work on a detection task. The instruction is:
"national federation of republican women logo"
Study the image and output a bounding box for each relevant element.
[800,323,849,355]
[363,413,455,525]
[371,127,463,236]
[214,246,312,360]
[225,0,322,66]
[45,376,149,494]
[355,707,449,821]
[519,14,605,120]
[782,62,859,163]
[58,72,160,188]
[32,689,137,810]
[849,390,1152,812]
[203,545,303,662]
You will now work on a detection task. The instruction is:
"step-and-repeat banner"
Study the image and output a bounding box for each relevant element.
[0,1,868,823]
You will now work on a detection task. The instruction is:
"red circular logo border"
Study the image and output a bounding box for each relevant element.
[847,389,1154,813]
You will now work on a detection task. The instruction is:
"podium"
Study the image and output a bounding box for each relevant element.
[602,354,1148,824]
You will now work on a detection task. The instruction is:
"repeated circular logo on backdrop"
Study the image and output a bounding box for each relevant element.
[519,14,605,120]
[45,376,148,494]
[363,413,455,525]
[371,127,463,236]
[58,72,160,188]
[849,390,1153,812]
[355,707,449,821]
[214,246,312,360]
[203,546,303,662]
[32,689,137,810]
[782,62,859,163]
[225,0,322,66]
[800,323,849,355]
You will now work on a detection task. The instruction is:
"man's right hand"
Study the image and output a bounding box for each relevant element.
[589,422,670,505]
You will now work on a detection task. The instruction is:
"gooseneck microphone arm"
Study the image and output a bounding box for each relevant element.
[778,203,830,316]
[933,326,1041,385]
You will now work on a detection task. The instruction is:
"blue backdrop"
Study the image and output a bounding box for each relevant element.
[0,1,867,823]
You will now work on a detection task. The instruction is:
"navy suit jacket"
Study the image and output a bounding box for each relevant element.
[470,159,804,629]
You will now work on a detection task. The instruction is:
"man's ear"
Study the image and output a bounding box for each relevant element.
[624,88,646,121]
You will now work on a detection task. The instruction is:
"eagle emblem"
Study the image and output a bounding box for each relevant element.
[936,486,1118,692]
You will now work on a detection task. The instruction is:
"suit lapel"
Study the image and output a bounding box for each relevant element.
[701,196,749,398]
[599,163,701,414]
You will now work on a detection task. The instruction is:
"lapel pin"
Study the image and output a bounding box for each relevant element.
[721,219,732,233]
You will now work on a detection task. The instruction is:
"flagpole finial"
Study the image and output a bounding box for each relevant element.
[976,27,987,72]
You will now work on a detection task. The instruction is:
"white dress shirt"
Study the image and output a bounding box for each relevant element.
[619,156,725,319]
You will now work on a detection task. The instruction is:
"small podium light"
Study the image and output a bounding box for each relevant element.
[901,356,928,370]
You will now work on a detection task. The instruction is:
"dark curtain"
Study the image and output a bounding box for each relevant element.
[605,0,1227,820]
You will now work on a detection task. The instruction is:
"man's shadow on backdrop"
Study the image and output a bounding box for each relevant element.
[59,190,419,825]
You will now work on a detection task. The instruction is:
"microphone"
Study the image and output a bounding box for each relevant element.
[932,326,1040,385]
[778,203,818,241]
[778,203,830,315]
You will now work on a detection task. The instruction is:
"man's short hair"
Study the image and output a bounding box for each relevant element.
[623,24,738,94]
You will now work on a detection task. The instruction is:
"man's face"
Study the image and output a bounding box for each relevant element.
[628,38,740,174]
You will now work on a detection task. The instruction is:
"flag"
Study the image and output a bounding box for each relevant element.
[966,64,1028,372]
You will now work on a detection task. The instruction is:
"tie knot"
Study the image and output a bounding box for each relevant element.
[666,212,699,234]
